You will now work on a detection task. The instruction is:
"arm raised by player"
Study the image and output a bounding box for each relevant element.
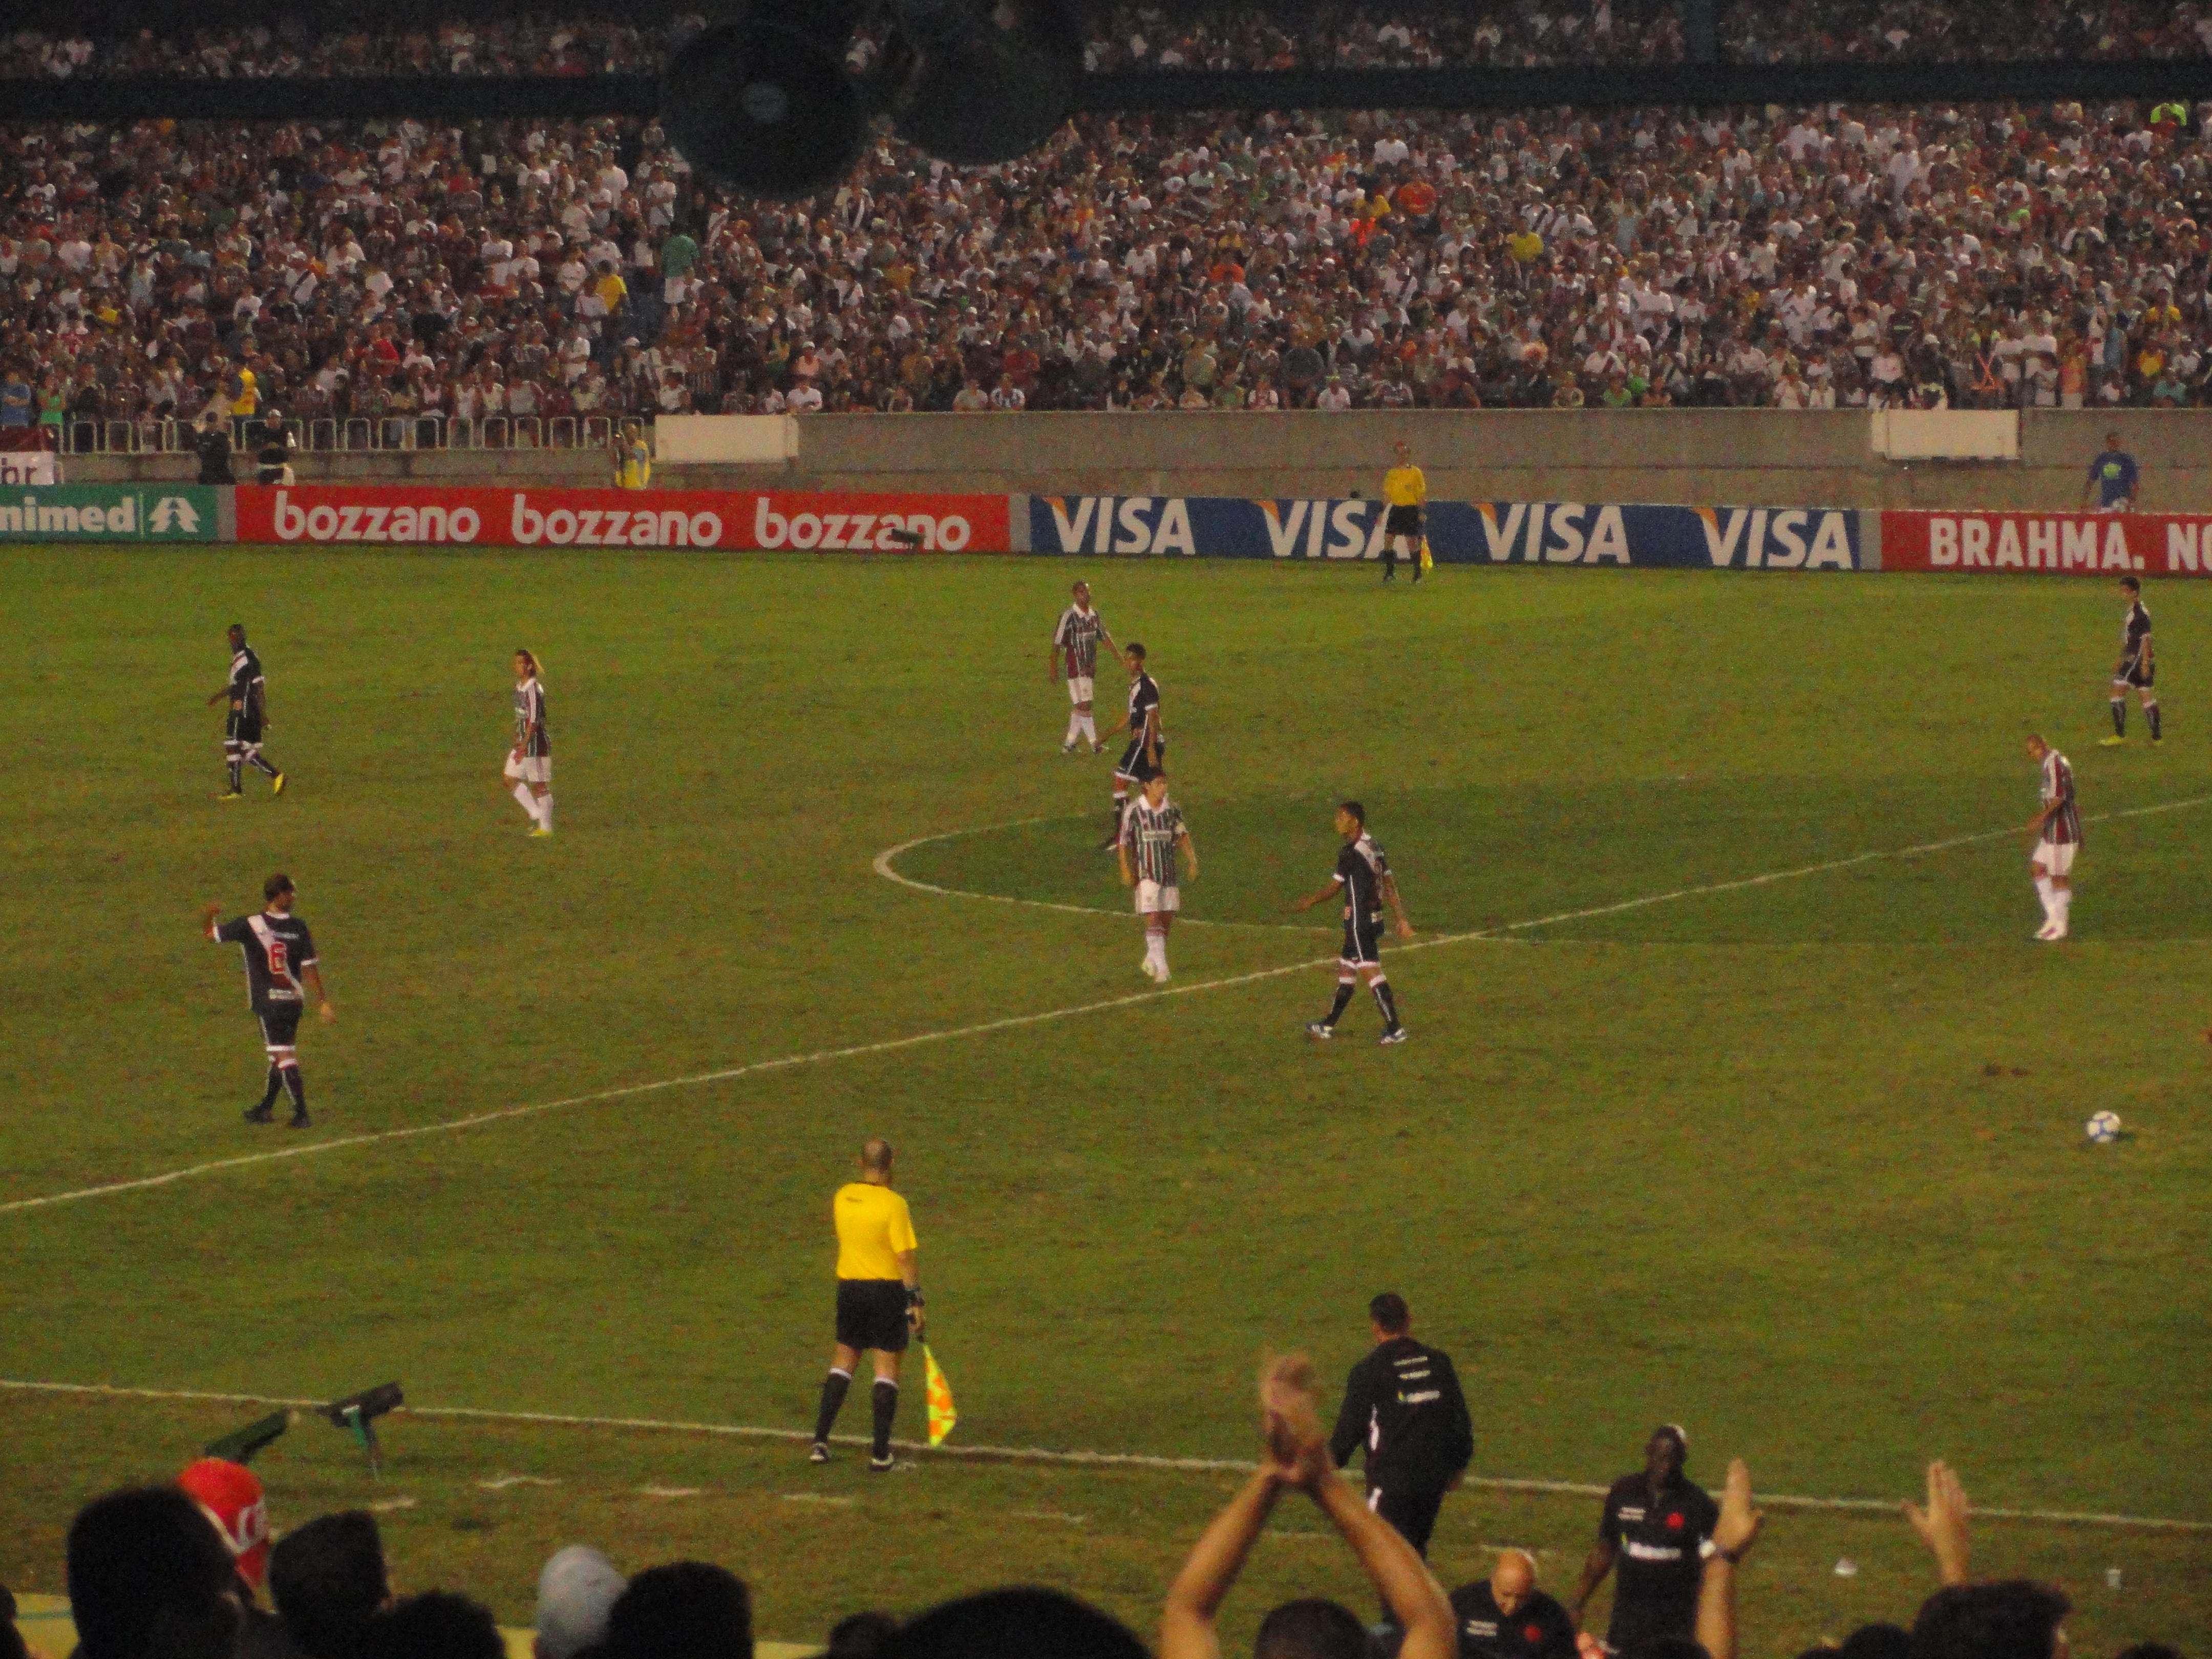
[1381,871,1415,939]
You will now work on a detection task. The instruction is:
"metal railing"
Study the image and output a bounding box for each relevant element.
[59,413,625,455]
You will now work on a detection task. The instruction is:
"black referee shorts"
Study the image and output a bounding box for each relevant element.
[835,1279,911,1353]
[1385,504,1422,537]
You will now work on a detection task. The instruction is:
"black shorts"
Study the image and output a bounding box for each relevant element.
[835,1279,911,1353]
[2118,658,2155,689]
[226,713,264,747]
[1342,913,1384,968]
[258,1006,302,1051]
[1386,504,1422,537]
[1116,736,1166,782]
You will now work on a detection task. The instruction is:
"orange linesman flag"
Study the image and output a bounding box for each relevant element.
[923,1344,958,1447]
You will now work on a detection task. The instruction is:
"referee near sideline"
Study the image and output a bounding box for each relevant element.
[810,1138,925,1472]
[1381,440,1427,583]
[1328,1292,1473,1558]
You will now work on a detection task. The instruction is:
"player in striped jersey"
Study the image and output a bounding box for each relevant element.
[1048,580,1116,753]
[2026,735,2080,941]
[1119,772,1196,982]
[504,649,554,836]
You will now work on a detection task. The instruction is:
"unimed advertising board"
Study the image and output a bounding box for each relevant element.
[232,486,1009,552]
[1882,511,2212,576]
[0,485,218,540]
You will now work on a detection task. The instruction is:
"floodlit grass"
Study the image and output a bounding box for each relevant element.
[3,548,2210,1652]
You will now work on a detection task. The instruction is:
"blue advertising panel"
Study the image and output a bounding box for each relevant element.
[1029,494,1862,570]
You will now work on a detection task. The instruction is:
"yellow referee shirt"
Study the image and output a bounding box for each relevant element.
[835,1182,918,1280]
[1383,465,1427,507]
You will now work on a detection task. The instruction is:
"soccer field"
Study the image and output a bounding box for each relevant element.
[4,546,2210,1654]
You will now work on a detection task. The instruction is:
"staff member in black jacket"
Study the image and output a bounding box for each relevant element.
[1327,1292,1474,1558]
[1566,1426,1721,1650]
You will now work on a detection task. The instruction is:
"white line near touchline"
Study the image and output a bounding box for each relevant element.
[3,1378,2205,1533]
[5,792,2205,1221]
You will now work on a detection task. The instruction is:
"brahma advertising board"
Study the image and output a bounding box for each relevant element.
[234,486,1008,552]
[1882,511,2212,577]
[1031,495,1861,568]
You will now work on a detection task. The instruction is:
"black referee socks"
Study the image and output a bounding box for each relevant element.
[870,1378,899,1458]
[814,1368,852,1444]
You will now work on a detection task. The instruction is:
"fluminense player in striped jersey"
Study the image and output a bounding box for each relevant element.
[1119,772,1197,982]
[1048,580,1116,753]
[2025,734,2080,941]
[505,649,554,836]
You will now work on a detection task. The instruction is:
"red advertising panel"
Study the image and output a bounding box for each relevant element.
[1883,510,2212,577]
[232,485,1010,554]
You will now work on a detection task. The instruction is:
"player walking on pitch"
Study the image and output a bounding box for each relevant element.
[505,649,554,836]
[1381,440,1427,584]
[202,873,334,1128]
[811,1138,926,1472]
[1049,580,1116,753]
[2026,735,2081,941]
[1098,643,1164,849]
[1294,801,1414,1043]
[208,624,286,800]
[1120,771,1197,982]
[2101,576,2160,746]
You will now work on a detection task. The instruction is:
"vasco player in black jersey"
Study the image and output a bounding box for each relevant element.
[2100,576,2161,746]
[1292,801,1414,1044]
[206,624,286,801]
[1097,643,1164,850]
[201,873,335,1128]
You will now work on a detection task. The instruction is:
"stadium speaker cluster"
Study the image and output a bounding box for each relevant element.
[662,0,1081,199]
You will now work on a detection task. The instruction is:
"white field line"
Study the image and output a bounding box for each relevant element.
[872,818,1330,931]
[6,792,2207,1221]
[4,1377,2206,1534]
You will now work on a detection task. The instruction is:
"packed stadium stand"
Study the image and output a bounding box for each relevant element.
[0,4,2207,453]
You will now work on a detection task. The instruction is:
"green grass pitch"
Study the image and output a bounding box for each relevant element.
[4,547,2211,1654]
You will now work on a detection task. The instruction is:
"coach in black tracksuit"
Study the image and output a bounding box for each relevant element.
[1328,1291,1474,1559]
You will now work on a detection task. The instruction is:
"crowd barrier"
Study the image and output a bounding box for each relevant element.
[5,483,2212,579]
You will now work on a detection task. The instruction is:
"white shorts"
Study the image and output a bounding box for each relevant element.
[505,753,553,785]
[2036,840,2076,876]
[1135,879,1180,914]
[1068,675,1094,704]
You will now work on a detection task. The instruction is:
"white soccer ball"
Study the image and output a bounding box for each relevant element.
[2086,1111,2122,1144]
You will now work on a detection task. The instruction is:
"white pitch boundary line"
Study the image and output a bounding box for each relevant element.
[4,1377,2206,1533]
[6,791,2206,1221]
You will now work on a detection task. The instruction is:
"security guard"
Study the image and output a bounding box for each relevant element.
[809,1138,924,1472]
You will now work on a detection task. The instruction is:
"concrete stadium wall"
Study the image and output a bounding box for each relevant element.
[63,410,2212,509]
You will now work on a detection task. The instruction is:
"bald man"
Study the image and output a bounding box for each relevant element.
[809,1138,925,1472]
[1449,1550,1576,1659]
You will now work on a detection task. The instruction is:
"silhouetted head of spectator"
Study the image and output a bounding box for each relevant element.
[825,1611,899,1659]
[1840,1622,1913,1659]
[367,1593,503,1659]
[2,1584,28,1659]
[2113,1645,2182,1659]
[535,1547,626,1659]
[269,1512,389,1659]
[605,1564,752,1659]
[1253,1598,1369,1659]
[1910,1582,2072,1659]
[67,1486,242,1659]
[1620,1638,1710,1659]
[880,1589,1144,1659]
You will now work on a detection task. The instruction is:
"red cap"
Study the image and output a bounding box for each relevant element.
[178,1458,270,1590]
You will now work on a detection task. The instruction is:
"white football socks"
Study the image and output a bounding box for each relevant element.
[1077,713,1097,745]
[2050,887,2070,933]
[2033,875,2055,922]
[1145,928,1168,976]
[537,794,554,831]
[1065,711,1082,745]
[513,781,538,820]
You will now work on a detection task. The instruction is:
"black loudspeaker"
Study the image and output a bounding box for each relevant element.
[886,0,1081,166]
[662,10,868,200]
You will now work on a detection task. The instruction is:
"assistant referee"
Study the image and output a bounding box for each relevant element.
[1382,440,1427,583]
[809,1138,925,1472]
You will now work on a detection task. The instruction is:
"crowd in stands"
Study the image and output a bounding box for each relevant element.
[3,10,2212,435]
[0,1360,2164,1659]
